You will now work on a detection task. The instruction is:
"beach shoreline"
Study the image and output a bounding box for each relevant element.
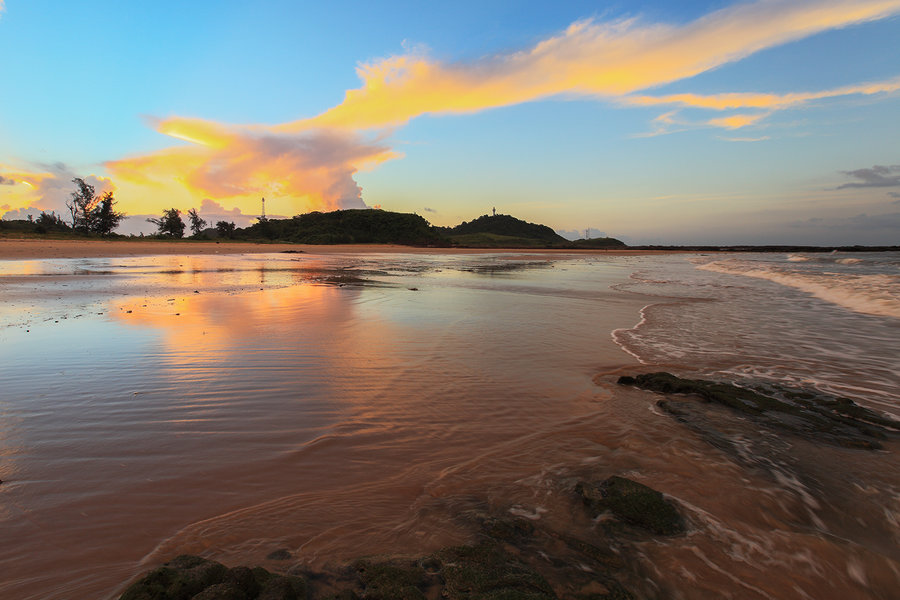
[0,238,680,260]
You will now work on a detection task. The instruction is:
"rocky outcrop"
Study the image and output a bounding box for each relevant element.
[576,476,685,535]
[120,494,664,600]
[618,372,898,449]
[119,555,306,600]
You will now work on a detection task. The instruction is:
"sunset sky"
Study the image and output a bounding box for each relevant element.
[1,0,899,244]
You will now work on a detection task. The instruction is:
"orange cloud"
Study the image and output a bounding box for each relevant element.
[626,75,900,131]
[106,119,400,217]
[282,0,900,131]
[0,163,114,221]
[631,77,900,111]
[708,113,770,129]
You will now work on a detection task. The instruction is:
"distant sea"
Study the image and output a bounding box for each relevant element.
[1,251,897,599]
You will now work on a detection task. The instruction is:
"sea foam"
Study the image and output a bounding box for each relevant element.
[697,259,900,319]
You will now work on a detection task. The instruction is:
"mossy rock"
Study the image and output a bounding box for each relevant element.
[352,558,426,600]
[618,372,898,449]
[433,543,557,600]
[119,555,306,600]
[577,476,685,536]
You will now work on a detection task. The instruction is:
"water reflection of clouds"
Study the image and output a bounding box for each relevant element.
[111,282,347,355]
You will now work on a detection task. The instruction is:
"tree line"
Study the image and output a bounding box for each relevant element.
[146,207,236,238]
[3,178,238,238]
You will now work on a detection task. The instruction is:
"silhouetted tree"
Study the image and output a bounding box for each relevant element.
[91,192,125,235]
[148,208,185,238]
[66,178,101,231]
[63,179,125,234]
[187,208,207,237]
[35,211,70,233]
[215,220,236,238]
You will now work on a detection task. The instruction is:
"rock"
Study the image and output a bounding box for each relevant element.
[119,555,229,600]
[618,372,898,449]
[432,543,557,600]
[223,567,261,598]
[266,549,292,561]
[118,556,306,600]
[353,558,426,600]
[191,583,247,600]
[257,575,305,600]
[577,476,685,535]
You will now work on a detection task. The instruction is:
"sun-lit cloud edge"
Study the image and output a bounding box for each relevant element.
[105,120,401,218]
[1,163,115,221]
[281,0,900,132]
[626,76,900,132]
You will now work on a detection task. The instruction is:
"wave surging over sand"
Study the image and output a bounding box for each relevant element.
[697,255,900,318]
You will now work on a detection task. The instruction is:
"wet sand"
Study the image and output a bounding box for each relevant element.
[2,251,897,600]
[0,238,671,260]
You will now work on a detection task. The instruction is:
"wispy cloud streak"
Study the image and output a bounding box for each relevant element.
[627,76,900,131]
[285,0,900,131]
[837,165,900,189]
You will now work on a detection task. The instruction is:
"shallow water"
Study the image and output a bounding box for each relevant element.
[1,251,898,599]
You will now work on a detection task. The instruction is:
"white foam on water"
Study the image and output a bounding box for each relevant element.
[697,259,900,318]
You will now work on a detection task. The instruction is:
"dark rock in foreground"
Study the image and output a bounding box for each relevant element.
[577,476,685,535]
[119,545,560,600]
[120,495,662,600]
[618,372,898,450]
[119,555,306,600]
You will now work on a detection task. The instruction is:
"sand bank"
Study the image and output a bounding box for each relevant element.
[0,238,672,260]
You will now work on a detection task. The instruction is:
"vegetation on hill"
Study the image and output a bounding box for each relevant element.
[445,213,568,245]
[236,209,448,245]
[441,213,626,248]
[1,180,627,248]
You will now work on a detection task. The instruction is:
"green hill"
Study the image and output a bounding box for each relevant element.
[208,208,626,249]
[570,236,628,249]
[238,209,447,245]
[445,214,567,246]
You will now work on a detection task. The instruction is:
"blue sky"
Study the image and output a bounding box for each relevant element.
[1,0,899,244]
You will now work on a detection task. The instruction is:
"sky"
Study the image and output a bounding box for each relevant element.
[1,0,899,245]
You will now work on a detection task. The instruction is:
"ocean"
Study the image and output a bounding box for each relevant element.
[0,250,897,599]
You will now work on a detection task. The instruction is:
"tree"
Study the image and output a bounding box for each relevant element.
[187,208,207,237]
[64,179,125,234]
[215,220,236,238]
[91,192,125,235]
[147,208,185,238]
[66,178,101,231]
[35,211,70,233]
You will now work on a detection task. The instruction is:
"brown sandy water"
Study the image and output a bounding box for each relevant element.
[0,252,897,599]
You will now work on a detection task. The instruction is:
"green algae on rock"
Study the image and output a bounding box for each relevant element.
[618,372,899,449]
[119,555,307,600]
[576,476,685,536]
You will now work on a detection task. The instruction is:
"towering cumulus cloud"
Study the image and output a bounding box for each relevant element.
[98,0,900,216]
[107,119,397,215]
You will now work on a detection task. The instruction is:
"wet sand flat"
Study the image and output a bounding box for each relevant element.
[0,238,674,260]
[2,250,897,600]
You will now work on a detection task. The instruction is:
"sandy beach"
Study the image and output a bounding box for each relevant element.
[0,238,676,260]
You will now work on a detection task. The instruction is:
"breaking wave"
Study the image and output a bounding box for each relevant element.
[696,259,900,319]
